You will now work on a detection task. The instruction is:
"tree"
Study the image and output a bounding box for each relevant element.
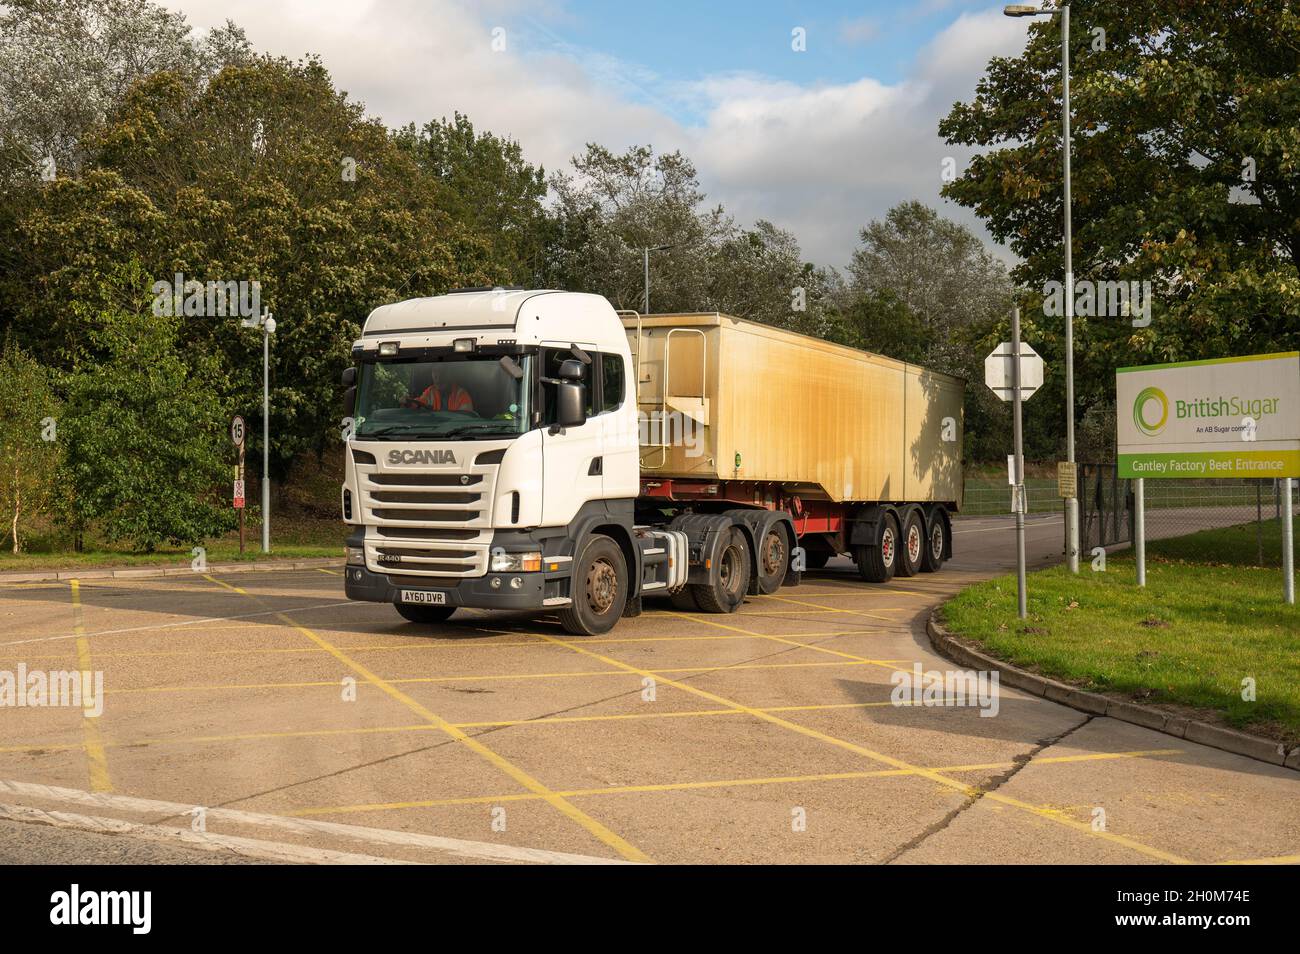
[940,0,1300,436]
[842,202,1014,461]
[394,113,548,285]
[545,144,731,312]
[0,336,60,552]
[59,279,235,551]
[708,220,837,335]
[3,56,492,477]
[0,0,250,179]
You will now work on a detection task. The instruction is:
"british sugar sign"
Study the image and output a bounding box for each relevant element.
[1116,352,1300,479]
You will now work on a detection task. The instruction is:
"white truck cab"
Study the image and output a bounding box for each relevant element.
[340,288,687,634]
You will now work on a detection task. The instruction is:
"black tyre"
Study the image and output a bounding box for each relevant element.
[754,523,788,594]
[896,509,924,578]
[921,509,948,573]
[558,534,627,635]
[395,603,456,624]
[854,513,898,584]
[691,526,751,613]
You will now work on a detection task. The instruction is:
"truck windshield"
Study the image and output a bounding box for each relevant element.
[354,355,532,440]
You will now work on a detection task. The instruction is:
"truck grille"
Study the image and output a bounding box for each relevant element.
[352,447,503,578]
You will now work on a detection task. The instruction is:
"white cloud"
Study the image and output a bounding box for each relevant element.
[168,0,1028,269]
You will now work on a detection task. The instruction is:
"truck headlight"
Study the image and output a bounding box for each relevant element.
[490,550,542,572]
[346,546,365,566]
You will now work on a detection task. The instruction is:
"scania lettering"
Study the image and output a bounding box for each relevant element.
[339,289,964,635]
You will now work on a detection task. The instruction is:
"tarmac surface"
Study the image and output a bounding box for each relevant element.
[1,513,1296,865]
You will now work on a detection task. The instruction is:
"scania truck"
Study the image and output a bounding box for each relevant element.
[340,288,964,635]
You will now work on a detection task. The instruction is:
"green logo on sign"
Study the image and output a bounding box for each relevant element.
[1133,387,1169,436]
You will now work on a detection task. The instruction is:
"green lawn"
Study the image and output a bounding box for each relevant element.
[941,521,1300,743]
[0,515,342,572]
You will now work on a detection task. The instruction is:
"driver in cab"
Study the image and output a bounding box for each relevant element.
[403,365,474,413]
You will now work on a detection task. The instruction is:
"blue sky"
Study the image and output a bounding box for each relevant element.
[520,0,995,122]
[171,0,1028,267]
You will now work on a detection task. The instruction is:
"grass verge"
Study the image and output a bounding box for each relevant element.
[941,521,1300,744]
[0,515,341,572]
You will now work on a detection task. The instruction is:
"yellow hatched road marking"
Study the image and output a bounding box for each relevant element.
[290,748,1186,817]
[530,629,1192,865]
[200,575,650,864]
[70,581,111,793]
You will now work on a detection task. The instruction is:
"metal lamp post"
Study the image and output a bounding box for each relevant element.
[1005,2,1078,572]
[242,308,276,553]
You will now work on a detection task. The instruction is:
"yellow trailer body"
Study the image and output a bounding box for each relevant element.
[623,313,963,508]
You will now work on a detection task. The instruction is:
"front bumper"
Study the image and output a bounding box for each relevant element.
[343,563,554,610]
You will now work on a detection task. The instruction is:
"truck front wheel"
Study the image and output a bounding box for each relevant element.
[854,514,898,584]
[559,535,627,635]
[692,526,751,613]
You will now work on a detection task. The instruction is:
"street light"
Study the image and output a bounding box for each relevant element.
[643,244,674,315]
[1004,1,1079,573]
[242,307,276,553]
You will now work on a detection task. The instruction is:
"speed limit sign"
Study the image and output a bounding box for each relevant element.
[230,415,246,447]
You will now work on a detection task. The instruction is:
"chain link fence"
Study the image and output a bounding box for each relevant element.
[964,463,1299,565]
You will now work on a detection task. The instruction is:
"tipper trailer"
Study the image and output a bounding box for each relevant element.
[340,288,964,635]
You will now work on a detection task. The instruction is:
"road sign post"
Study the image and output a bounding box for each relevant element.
[231,416,247,556]
[986,316,1044,620]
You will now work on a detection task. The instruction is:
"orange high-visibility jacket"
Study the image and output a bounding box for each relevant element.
[411,383,474,412]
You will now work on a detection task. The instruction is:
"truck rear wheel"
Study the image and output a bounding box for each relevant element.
[691,526,751,613]
[854,513,898,584]
[921,510,948,573]
[754,523,788,594]
[559,535,627,636]
[896,510,924,578]
[395,604,456,624]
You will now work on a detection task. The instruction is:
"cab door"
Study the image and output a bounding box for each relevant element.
[539,344,603,526]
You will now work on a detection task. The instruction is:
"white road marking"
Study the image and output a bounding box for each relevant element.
[0,802,414,865]
[0,779,631,865]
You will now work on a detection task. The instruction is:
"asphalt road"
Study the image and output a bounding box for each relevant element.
[0,513,1296,865]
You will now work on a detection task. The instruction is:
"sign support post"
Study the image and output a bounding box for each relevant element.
[1134,477,1145,587]
[1011,305,1028,618]
[231,415,247,556]
[1284,478,1295,605]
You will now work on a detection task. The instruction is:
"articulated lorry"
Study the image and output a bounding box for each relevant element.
[340,288,964,635]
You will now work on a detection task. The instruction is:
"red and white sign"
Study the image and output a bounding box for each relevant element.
[233,479,246,509]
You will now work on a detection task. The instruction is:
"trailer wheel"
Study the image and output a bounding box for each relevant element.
[854,513,898,584]
[395,604,456,624]
[896,510,924,578]
[754,523,788,594]
[921,510,948,573]
[692,526,751,613]
[558,535,627,635]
